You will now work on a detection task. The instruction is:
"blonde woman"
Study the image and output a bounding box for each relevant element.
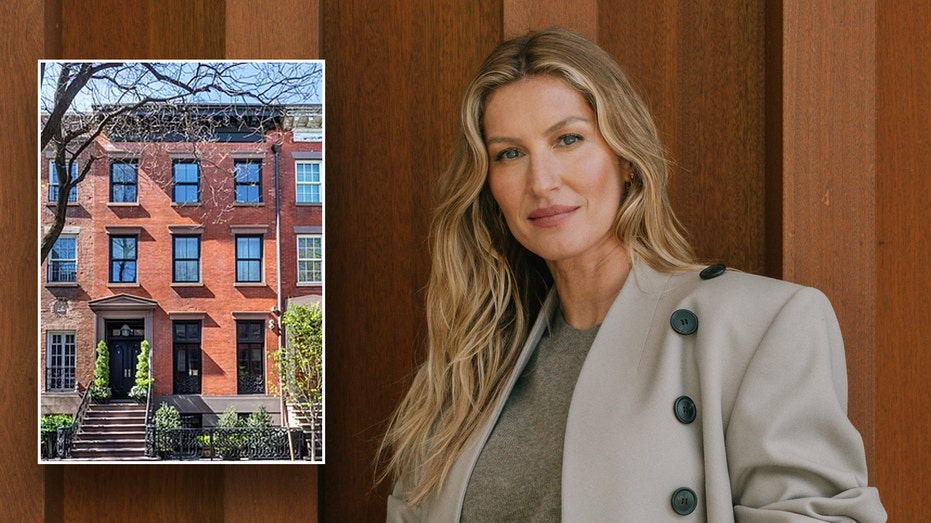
[381,28,885,522]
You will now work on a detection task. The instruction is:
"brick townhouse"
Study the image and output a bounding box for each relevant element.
[40,104,323,428]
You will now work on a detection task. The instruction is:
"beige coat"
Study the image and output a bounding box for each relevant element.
[387,263,886,521]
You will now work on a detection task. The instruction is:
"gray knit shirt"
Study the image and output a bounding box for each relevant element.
[461,312,600,522]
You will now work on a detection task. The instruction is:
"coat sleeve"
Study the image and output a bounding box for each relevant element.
[725,287,886,522]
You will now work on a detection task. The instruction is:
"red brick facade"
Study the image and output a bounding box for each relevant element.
[40,106,323,425]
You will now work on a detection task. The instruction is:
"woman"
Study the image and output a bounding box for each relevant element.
[381,28,885,521]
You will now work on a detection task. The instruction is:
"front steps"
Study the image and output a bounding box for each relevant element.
[69,400,151,460]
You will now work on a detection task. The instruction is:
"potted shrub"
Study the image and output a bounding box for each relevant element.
[217,406,244,460]
[91,340,111,402]
[128,339,151,401]
[154,402,181,457]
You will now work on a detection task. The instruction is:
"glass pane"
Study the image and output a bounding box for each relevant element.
[174,237,198,258]
[112,261,136,282]
[174,260,198,282]
[173,162,199,183]
[174,184,198,203]
[236,185,259,203]
[237,237,260,258]
[112,163,137,182]
[112,237,136,258]
[236,260,260,282]
[235,162,260,182]
[51,238,76,259]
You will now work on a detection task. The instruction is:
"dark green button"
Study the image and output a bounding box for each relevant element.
[671,487,697,515]
[670,309,698,335]
[674,396,697,424]
[699,263,726,280]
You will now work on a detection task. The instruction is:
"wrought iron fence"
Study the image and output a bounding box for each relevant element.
[148,426,306,461]
[237,375,264,394]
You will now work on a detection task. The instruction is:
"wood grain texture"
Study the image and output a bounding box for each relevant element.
[779,0,876,467]
[60,0,225,59]
[226,0,320,59]
[1,2,46,520]
[876,0,931,519]
[600,2,767,274]
[504,0,597,40]
[320,1,501,519]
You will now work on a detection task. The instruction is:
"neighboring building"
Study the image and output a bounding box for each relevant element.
[39,104,323,430]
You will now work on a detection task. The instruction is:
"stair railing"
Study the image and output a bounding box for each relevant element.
[56,380,93,459]
[143,341,155,457]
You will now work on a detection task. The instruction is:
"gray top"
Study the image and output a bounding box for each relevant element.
[460,312,600,522]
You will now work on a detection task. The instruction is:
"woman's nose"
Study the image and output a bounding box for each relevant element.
[528,154,560,194]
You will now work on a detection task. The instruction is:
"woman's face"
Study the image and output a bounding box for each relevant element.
[483,75,629,267]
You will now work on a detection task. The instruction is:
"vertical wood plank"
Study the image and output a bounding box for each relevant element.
[876,1,931,519]
[0,1,47,520]
[321,1,501,519]
[778,0,876,467]
[226,0,320,59]
[503,0,597,40]
[601,2,767,274]
[224,2,322,520]
[49,1,227,522]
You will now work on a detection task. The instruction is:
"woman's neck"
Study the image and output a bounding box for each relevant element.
[547,243,631,330]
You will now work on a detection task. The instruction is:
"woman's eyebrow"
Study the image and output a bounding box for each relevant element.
[485,116,590,146]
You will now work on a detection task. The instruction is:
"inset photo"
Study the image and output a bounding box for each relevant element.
[38,61,325,463]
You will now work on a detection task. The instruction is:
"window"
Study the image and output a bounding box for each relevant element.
[46,331,76,391]
[297,235,322,284]
[235,235,262,283]
[173,321,202,394]
[236,320,265,394]
[110,160,138,203]
[295,161,322,204]
[48,235,77,283]
[49,160,78,203]
[234,160,262,203]
[172,161,200,203]
[110,235,137,283]
[172,236,200,283]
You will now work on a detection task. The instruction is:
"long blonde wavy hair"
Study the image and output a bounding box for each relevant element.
[379,28,696,506]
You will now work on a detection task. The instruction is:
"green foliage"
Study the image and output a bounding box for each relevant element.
[276,303,323,402]
[245,405,272,428]
[92,340,111,400]
[40,414,73,434]
[129,339,152,400]
[154,402,181,430]
[40,414,74,459]
[218,406,242,428]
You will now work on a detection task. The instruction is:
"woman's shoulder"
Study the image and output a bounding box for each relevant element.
[650,262,835,324]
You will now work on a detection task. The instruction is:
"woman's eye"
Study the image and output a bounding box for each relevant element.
[495,148,522,161]
[558,134,582,147]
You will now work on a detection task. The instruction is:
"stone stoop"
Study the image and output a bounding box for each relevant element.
[69,400,151,460]
[287,401,323,461]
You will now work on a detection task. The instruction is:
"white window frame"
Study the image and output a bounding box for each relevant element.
[48,234,77,284]
[46,330,76,392]
[295,160,323,204]
[297,234,323,284]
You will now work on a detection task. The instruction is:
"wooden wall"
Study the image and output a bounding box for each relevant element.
[1,0,925,520]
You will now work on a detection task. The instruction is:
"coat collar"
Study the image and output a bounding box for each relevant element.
[425,261,674,521]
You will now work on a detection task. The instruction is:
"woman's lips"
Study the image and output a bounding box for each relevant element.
[528,205,577,227]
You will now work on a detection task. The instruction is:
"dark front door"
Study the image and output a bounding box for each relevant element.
[106,320,144,399]
[109,340,141,398]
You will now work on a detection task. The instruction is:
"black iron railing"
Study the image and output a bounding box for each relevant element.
[52,384,93,459]
[149,426,305,461]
